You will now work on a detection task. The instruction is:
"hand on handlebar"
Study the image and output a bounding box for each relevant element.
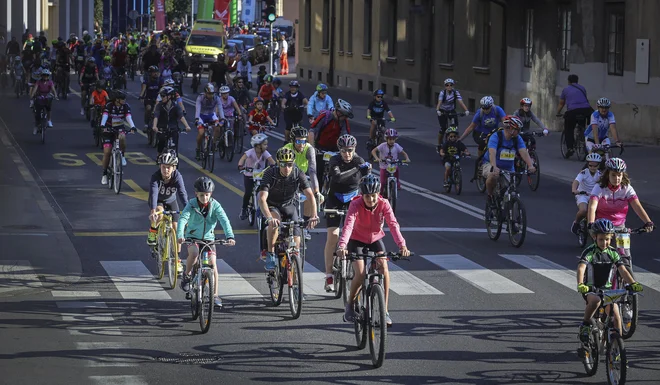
[399,246,411,257]
[307,216,319,229]
[225,239,236,246]
[577,283,590,294]
[336,248,347,259]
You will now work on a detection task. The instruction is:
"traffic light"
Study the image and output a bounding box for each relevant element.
[263,0,276,23]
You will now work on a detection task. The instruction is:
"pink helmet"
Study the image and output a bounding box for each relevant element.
[385,128,399,138]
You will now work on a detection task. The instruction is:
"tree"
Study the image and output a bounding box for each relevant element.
[94,0,103,33]
[150,0,191,21]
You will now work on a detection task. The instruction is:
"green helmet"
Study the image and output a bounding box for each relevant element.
[445,126,458,135]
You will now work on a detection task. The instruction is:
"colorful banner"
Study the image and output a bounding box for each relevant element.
[241,0,256,23]
[230,0,238,26]
[197,0,215,20]
[213,0,232,26]
[154,0,166,30]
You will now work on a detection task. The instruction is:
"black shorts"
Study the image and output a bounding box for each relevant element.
[156,200,180,221]
[156,129,180,154]
[346,239,386,255]
[101,127,123,146]
[269,202,301,236]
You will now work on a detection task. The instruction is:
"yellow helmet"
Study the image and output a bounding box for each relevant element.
[276,147,295,163]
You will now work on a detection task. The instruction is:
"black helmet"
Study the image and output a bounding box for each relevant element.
[290,126,308,140]
[359,174,381,195]
[114,90,127,100]
[194,176,215,193]
[96,80,105,88]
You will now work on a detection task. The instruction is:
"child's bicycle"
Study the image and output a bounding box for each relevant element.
[444,154,470,195]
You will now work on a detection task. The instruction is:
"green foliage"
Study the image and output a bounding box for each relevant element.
[94,0,103,29]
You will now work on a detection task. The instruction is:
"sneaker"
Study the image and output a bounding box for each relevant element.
[343,302,356,323]
[143,124,148,133]
[239,208,248,220]
[80,108,84,116]
[101,175,108,185]
[195,149,201,160]
[33,126,37,135]
[177,261,185,275]
[385,312,393,327]
[264,252,277,271]
[436,146,441,154]
[579,323,592,344]
[29,100,34,108]
[180,274,191,291]
[213,296,223,308]
[147,230,157,246]
[47,121,53,128]
[304,229,312,241]
[121,155,127,166]
[443,182,450,189]
[571,221,580,235]
[324,276,334,292]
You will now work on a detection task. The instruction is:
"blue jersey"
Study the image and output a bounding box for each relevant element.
[176,198,234,241]
[472,105,506,134]
[585,111,615,141]
[483,131,526,171]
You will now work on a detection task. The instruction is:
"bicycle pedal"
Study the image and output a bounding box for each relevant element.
[185,292,192,300]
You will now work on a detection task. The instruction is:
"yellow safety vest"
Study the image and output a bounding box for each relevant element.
[284,143,310,173]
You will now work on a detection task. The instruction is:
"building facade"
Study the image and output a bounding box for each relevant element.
[298,0,660,143]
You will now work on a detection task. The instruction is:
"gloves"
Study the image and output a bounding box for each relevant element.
[587,222,594,230]
[194,118,199,125]
[436,110,442,117]
[644,221,654,232]
[366,115,371,120]
[577,283,589,294]
[464,110,470,115]
[628,282,643,292]
[390,117,396,122]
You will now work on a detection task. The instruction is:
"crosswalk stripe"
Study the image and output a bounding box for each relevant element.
[422,254,534,294]
[0,260,43,293]
[499,254,576,290]
[75,342,139,367]
[632,266,660,293]
[89,375,148,385]
[51,291,101,297]
[388,262,444,295]
[61,313,122,336]
[100,261,172,301]
[217,259,263,298]
[303,261,332,296]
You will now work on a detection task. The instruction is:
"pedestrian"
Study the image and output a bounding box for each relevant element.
[556,74,593,157]
[271,37,279,75]
[279,34,289,75]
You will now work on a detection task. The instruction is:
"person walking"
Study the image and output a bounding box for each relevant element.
[279,35,289,75]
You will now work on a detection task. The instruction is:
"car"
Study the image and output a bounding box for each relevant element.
[224,43,238,71]
[230,35,268,64]
[227,39,250,64]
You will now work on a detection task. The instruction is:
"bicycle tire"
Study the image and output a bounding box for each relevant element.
[156,227,166,280]
[579,319,599,376]
[606,333,626,385]
[578,220,588,248]
[248,202,256,227]
[528,151,541,191]
[620,270,638,339]
[388,179,397,214]
[226,130,235,162]
[147,128,154,146]
[342,262,354,308]
[332,255,342,299]
[368,284,387,368]
[354,288,367,350]
[113,151,122,194]
[166,227,178,289]
[207,138,215,173]
[199,270,215,333]
[40,118,46,144]
[560,130,570,159]
[268,261,284,306]
[94,126,100,147]
[453,167,462,195]
[201,139,208,169]
[288,254,303,319]
[190,279,200,320]
[485,200,502,241]
[237,121,245,150]
[508,197,527,248]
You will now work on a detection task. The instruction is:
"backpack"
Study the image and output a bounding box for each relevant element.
[488,128,520,153]
[441,89,458,110]
[314,110,342,149]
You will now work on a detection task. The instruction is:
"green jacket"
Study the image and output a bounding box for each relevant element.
[177,198,234,241]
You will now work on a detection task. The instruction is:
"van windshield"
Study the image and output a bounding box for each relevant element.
[188,34,224,47]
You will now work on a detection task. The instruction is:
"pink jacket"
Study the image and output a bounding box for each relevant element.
[338,196,406,250]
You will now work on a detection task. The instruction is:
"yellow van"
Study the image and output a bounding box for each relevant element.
[185,19,227,68]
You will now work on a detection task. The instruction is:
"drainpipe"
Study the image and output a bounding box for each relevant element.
[491,0,507,110]
[328,0,336,86]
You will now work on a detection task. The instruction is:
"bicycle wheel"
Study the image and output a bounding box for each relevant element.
[190,279,200,320]
[166,227,178,289]
[560,130,570,159]
[368,284,387,368]
[527,151,541,191]
[268,260,284,306]
[40,118,46,144]
[579,320,600,376]
[147,128,154,147]
[199,270,215,333]
[342,261,354,308]
[226,130,235,162]
[93,126,100,147]
[156,228,166,280]
[485,200,502,241]
[248,201,256,227]
[236,121,245,151]
[217,135,226,160]
[575,131,587,161]
[207,138,215,173]
[620,273,638,339]
[288,254,303,319]
[606,333,626,385]
[388,179,397,214]
[578,220,588,248]
[507,197,527,248]
[453,167,463,195]
[353,288,367,350]
[113,151,123,194]
[332,255,342,299]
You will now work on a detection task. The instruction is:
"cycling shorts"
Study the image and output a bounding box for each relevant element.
[156,201,180,221]
[199,113,219,126]
[102,126,125,148]
[268,203,301,236]
[346,239,386,256]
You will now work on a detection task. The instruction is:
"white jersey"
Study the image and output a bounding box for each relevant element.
[575,169,601,194]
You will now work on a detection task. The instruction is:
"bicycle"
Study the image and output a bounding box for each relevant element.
[484,170,528,247]
[190,71,201,94]
[323,208,354,304]
[366,118,388,161]
[266,220,306,319]
[240,167,265,227]
[346,250,411,368]
[183,238,231,333]
[383,159,409,214]
[219,116,242,162]
[573,191,590,247]
[198,122,216,173]
[33,95,51,144]
[437,110,467,145]
[589,143,624,164]
[267,98,280,127]
[249,122,275,135]
[577,286,640,384]
[514,130,546,191]
[559,113,589,161]
[105,128,132,194]
[151,209,181,289]
[92,105,104,147]
[444,154,470,195]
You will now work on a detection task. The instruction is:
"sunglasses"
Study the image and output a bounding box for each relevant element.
[445,83,453,87]
[375,96,383,99]
[340,148,355,154]
[294,139,307,145]
[279,162,294,168]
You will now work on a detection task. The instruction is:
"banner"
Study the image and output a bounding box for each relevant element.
[197,0,215,20]
[213,0,232,26]
[241,0,256,23]
[154,0,166,30]
[230,0,238,26]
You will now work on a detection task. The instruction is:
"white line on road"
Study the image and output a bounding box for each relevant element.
[100,261,172,301]
[499,254,575,290]
[89,375,148,385]
[51,290,101,297]
[388,262,445,295]
[0,260,43,293]
[217,259,264,299]
[60,313,122,336]
[75,342,140,367]
[422,254,534,294]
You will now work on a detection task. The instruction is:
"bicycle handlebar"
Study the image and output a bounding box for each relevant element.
[615,227,649,235]
[347,251,415,262]
[385,159,410,166]
[183,238,232,246]
[323,208,347,216]
[574,191,589,196]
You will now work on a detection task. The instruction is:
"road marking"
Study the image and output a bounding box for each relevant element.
[632,266,660,293]
[0,232,49,236]
[388,262,444,295]
[100,261,172,300]
[499,254,575,290]
[309,227,489,233]
[75,342,140,367]
[89,375,148,385]
[74,229,258,237]
[303,261,331,296]
[51,290,101,297]
[60,310,122,336]
[56,301,108,308]
[0,260,43,293]
[122,179,149,201]
[422,254,534,294]
[216,259,263,299]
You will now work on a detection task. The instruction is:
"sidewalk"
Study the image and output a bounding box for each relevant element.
[0,119,82,297]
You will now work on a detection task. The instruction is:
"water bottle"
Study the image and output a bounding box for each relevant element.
[201,251,209,266]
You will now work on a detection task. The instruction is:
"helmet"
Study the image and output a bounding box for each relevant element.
[219,86,230,94]
[250,133,268,147]
[445,126,459,136]
[373,89,385,97]
[444,78,455,85]
[359,174,381,195]
[148,65,159,72]
[159,86,176,97]
[289,80,300,87]
[385,128,399,138]
[585,153,602,163]
[480,96,494,108]
[334,99,354,118]
[597,97,611,108]
[253,96,264,105]
[86,57,96,64]
[163,78,175,86]
[273,77,281,85]
[503,115,523,130]
[194,176,215,193]
[14,56,21,63]
[520,97,532,106]
[96,80,105,88]
[40,69,51,76]
[276,147,295,162]
[204,83,215,93]
[605,157,626,173]
[103,55,111,62]
[51,40,58,45]
[337,134,357,149]
[592,218,615,235]
[114,90,127,100]
[157,149,178,165]
[241,56,248,62]
[316,83,328,92]
[264,74,273,82]
[290,126,309,140]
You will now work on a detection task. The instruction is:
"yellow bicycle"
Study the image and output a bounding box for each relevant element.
[151,209,180,289]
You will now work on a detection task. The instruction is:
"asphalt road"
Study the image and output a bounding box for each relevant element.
[1,72,659,385]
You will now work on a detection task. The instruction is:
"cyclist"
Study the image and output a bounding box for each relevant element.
[247,97,275,136]
[307,83,333,124]
[439,126,470,189]
[194,83,225,159]
[54,41,71,95]
[459,96,506,154]
[89,80,110,128]
[257,148,320,271]
[366,89,396,146]
[152,86,192,156]
[147,150,189,247]
[435,78,469,151]
[587,158,654,241]
[238,133,275,220]
[481,116,536,203]
[576,218,642,345]
[235,56,252,88]
[585,97,621,152]
[281,80,308,140]
[139,65,162,132]
[189,54,203,90]
[556,74,593,157]
[513,97,545,132]
[337,174,411,326]
[79,57,99,115]
[99,90,137,185]
[177,177,236,308]
[111,43,128,88]
[571,153,603,235]
[126,37,140,74]
[219,85,243,134]
[29,69,57,133]
[258,74,279,112]
[230,76,250,110]
[323,134,371,292]
[310,99,354,187]
[155,78,186,115]
[207,53,230,87]
[371,128,410,196]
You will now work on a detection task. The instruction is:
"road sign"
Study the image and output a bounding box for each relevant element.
[128,10,139,20]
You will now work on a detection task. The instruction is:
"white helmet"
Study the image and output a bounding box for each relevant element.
[204,83,215,93]
[605,157,626,172]
[444,78,455,85]
[480,96,494,108]
[585,153,602,163]
[163,78,175,86]
[157,149,179,165]
[250,133,268,147]
[219,86,230,94]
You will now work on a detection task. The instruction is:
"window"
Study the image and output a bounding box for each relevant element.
[347,0,353,52]
[524,9,534,67]
[406,7,415,59]
[558,4,571,71]
[607,3,624,76]
[442,0,454,63]
[388,0,397,57]
[304,0,311,47]
[322,0,330,50]
[363,0,372,55]
[477,0,490,67]
[339,0,345,52]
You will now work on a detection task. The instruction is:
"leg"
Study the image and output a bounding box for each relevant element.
[184,244,199,276]
[484,165,498,196]
[444,163,451,183]
[324,227,339,275]
[348,260,365,305]
[611,303,622,335]
[266,209,281,253]
[564,110,576,149]
[379,168,387,195]
[576,202,587,223]
[369,120,376,140]
[377,256,391,312]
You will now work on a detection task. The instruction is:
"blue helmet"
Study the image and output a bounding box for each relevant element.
[373,89,385,96]
[592,218,615,235]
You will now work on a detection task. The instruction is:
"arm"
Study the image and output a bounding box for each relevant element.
[617,264,636,285]
[587,197,598,223]
[530,111,544,128]
[257,190,271,219]
[371,146,380,162]
[213,204,235,239]
[148,175,159,211]
[306,147,319,192]
[237,153,248,169]
[458,99,469,113]
[382,200,407,250]
[337,203,358,249]
[176,202,192,240]
[556,98,566,115]
[576,263,587,285]
[175,172,189,207]
[571,179,580,194]
[399,150,410,162]
[629,199,653,224]
[609,123,620,143]
[459,121,477,141]
[194,96,202,120]
[139,83,146,98]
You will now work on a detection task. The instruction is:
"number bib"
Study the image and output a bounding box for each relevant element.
[323,152,337,161]
[386,164,397,173]
[499,149,515,160]
[616,233,630,249]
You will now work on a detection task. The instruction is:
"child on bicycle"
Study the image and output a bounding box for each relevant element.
[513,97,546,133]
[576,218,642,345]
[571,153,602,235]
[258,74,279,112]
[370,128,410,196]
[89,80,109,127]
[147,150,188,247]
[177,176,236,308]
[237,133,275,220]
[248,97,275,135]
[336,174,411,327]
[585,97,621,152]
[367,89,396,144]
[439,126,470,188]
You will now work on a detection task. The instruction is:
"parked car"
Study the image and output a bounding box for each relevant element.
[230,35,268,64]
[227,39,249,63]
